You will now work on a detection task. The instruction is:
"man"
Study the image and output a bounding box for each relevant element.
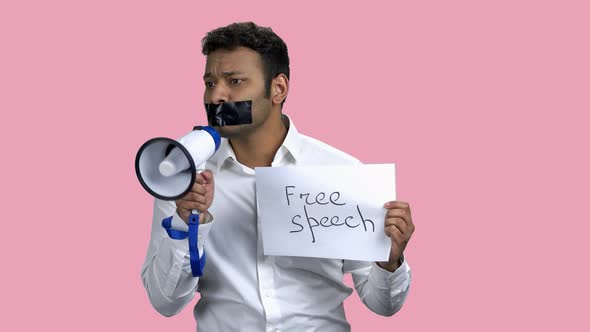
[141,22,415,331]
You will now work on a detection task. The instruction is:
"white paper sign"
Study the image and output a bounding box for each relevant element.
[255,164,395,261]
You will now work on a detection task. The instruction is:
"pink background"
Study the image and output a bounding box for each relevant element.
[1,0,589,330]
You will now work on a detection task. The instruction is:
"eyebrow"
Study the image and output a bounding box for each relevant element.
[203,71,245,79]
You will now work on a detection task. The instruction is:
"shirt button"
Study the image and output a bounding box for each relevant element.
[265,290,273,298]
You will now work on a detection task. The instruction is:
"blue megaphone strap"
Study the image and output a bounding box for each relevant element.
[161,214,206,277]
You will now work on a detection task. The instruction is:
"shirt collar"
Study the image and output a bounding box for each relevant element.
[209,114,302,172]
[280,114,302,162]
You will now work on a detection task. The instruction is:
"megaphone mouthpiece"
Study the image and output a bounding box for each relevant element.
[159,160,179,177]
[158,147,190,177]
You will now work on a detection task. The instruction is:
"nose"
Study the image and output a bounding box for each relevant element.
[209,84,229,104]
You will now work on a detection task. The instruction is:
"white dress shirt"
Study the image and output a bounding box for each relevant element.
[141,116,412,332]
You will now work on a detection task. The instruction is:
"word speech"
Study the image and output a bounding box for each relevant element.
[284,186,375,243]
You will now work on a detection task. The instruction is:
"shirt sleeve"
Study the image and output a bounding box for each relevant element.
[140,199,214,317]
[343,258,412,316]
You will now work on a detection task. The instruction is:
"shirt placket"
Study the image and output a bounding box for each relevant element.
[256,204,282,332]
[252,147,289,332]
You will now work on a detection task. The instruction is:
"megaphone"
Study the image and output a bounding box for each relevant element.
[135,125,221,277]
[135,126,221,201]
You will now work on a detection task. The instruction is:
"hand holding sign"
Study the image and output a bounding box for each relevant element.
[379,201,415,272]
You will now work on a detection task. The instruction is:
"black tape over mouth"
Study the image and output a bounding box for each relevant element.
[205,100,253,126]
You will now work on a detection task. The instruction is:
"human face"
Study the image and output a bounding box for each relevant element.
[203,47,272,138]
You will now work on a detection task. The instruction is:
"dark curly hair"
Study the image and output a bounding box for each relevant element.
[201,22,290,106]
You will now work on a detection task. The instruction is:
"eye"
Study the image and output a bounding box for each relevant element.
[230,78,243,85]
[205,81,214,88]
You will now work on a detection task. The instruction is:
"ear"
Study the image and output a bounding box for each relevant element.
[271,74,289,106]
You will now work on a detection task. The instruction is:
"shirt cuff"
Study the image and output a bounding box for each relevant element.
[370,259,411,290]
[170,211,189,232]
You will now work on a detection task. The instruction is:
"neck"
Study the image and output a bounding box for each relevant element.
[229,114,288,169]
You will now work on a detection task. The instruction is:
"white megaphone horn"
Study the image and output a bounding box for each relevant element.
[135,126,221,201]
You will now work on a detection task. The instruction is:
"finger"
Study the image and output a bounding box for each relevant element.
[190,182,206,195]
[385,217,409,236]
[386,209,412,228]
[385,208,410,219]
[200,169,215,186]
[384,224,404,241]
[181,192,207,205]
[177,199,207,212]
[196,172,206,185]
[182,183,205,197]
[178,197,206,208]
[385,203,413,228]
[386,226,407,251]
[384,201,410,213]
[192,203,210,212]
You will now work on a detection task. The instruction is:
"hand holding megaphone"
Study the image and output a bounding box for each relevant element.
[175,170,215,224]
